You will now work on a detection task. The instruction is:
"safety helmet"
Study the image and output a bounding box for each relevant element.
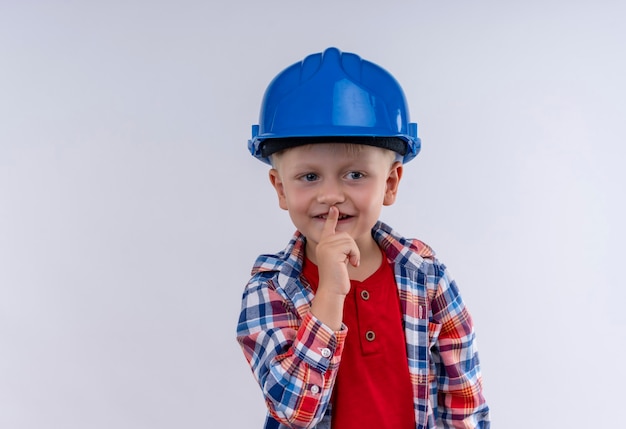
[248,47,421,165]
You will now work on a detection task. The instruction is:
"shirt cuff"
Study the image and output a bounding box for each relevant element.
[293,312,347,373]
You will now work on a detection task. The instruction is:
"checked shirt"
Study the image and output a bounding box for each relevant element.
[236,221,490,428]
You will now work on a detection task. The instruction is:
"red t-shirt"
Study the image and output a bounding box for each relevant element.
[302,250,415,428]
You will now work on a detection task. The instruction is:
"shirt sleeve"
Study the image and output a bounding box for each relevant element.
[236,275,346,428]
[429,266,490,428]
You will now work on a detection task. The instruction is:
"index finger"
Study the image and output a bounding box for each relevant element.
[321,206,339,238]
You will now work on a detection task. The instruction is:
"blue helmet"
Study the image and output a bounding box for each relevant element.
[248,47,421,165]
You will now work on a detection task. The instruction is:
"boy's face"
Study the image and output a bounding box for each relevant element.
[269,143,402,255]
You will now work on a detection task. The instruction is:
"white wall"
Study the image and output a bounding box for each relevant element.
[1,1,624,427]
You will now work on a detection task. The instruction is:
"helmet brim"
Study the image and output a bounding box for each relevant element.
[260,136,408,158]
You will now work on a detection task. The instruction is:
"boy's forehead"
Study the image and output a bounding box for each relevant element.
[276,142,395,166]
[287,142,387,155]
[282,143,362,159]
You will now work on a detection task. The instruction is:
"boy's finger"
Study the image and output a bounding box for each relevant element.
[348,251,360,268]
[321,206,339,237]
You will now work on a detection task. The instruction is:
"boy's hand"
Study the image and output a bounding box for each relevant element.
[315,206,360,297]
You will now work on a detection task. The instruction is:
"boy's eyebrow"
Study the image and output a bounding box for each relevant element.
[285,161,323,171]
[288,159,376,172]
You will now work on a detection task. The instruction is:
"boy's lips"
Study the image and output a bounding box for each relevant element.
[314,213,352,220]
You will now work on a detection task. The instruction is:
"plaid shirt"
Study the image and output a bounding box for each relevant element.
[237,221,490,428]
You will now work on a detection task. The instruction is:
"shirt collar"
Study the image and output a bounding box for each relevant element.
[251,221,435,277]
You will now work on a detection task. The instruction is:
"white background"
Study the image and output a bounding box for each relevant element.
[1,1,625,428]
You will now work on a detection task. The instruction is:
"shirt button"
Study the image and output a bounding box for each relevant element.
[365,330,376,342]
[310,385,320,395]
[360,290,370,300]
[320,348,331,358]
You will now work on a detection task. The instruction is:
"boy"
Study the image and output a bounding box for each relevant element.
[236,47,490,429]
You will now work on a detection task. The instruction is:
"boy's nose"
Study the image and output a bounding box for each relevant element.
[316,181,345,206]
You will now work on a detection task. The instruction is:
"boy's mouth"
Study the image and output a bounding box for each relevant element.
[316,214,352,220]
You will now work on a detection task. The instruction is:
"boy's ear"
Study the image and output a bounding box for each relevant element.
[269,169,288,210]
[383,161,403,206]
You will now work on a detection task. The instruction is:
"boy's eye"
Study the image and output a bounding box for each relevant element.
[346,171,365,180]
[301,173,318,182]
